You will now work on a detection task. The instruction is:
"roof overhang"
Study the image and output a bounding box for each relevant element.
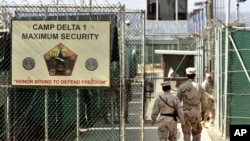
[155,50,197,55]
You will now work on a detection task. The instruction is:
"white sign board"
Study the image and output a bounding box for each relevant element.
[12,20,110,87]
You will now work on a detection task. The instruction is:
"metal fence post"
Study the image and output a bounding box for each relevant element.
[120,5,126,141]
[45,87,48,141]
[76,89,80,141]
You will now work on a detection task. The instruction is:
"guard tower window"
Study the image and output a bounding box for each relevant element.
[147,0,156,20]
[147,0,187,20]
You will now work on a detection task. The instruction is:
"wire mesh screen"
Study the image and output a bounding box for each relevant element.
[214,28,250,137]
[0,3,145,141]
[123,11,145,141]
[228,30,250,125]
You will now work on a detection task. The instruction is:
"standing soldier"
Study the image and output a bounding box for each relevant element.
[151,81,186,141]
[177,67,207,141]
[202,73,215,127]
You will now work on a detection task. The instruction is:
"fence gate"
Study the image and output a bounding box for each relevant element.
[0,3,145,141]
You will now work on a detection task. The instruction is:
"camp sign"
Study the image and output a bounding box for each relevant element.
[11,20,110,87]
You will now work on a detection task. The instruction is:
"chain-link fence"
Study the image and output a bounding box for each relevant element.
[213,27,250,137]
[0,3,145,141]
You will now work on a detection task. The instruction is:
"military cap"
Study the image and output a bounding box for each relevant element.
[186,67,196,75]
[161,81,170,87]
[206,73,211,77]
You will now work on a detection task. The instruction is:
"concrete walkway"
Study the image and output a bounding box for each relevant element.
[144,122,212,141]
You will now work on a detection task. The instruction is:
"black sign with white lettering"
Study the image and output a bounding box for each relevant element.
[230,125,250,140]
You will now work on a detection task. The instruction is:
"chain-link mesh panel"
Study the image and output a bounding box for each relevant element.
[9,88,45,140]
[0,31,11,141]
[228,30,250,125]
[123,11,145,141]
[0,3,145,141]
[213,28,250,137]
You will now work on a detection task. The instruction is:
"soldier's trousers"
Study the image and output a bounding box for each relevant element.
[204,100,215,124]
[157,120,177,141]
[183,119,202,141]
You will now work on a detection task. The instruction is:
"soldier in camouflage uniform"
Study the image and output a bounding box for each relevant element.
[201,73,215,127]
[151,81,187,141]
[177,67,207,141]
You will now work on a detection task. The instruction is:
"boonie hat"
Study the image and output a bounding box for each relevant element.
[186,67,196,75]
[161,81,170,87]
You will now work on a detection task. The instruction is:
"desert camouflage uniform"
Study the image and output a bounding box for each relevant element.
[151,92,186,141]
[202,79,215,125]
[177,80,207,141]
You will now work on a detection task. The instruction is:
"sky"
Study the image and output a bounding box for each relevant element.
[189,0,250,13]
[5,0,250,13]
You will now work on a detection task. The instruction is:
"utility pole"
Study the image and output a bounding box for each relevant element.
[207,0,212,23]
[206,0,212,73]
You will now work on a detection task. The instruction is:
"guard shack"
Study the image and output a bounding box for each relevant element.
[154,49,198,88]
